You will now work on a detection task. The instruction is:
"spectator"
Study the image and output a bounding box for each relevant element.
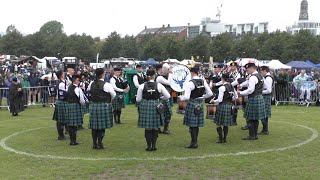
[40,76,50,107]
[5,74,13,109]
[0,74,5,109]
[293,70,311,104]
[28,72,40,105]
[20,74,31,107]
[9,77,24,116]
[275,69,289,102]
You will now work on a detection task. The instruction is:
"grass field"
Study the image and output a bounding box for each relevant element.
[0,104,319,179]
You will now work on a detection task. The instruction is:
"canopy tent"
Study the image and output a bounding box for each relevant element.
[286,61,314,70]
[315,63,320,67]
[142,58,159,65]
[235,58,259,67]
[180,59,195,68]
[305,60,316,67]
[266,60,291,70]
[163,59,180,64]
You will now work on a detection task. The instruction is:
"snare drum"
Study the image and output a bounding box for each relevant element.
[177,100,188,114]
[206,103,218,119]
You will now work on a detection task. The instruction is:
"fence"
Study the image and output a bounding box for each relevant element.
[273,81,320,107]
[0,86,56,110]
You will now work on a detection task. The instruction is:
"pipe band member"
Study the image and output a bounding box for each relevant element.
[259,66,274,135]
[52,70,69,140]
[133,64,147,106]
[238,63,266,141]
[88,68,116,149]
[66,75,88,145]
[110,67,130,124]
[136,69,171,151]
[210,74,238,143]
[179,67,213,149]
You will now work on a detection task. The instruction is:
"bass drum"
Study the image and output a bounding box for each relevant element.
[206,103,218,120]
[177,100,188,114]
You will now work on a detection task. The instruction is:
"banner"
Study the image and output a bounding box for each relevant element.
[169,65,192,92]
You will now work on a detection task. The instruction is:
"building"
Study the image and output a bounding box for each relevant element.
[136,24,188,41]
[288,0,320,35]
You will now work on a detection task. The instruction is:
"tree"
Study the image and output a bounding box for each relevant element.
[39,21,64,36]
[67,33,95,61]
[100,31,122,59]
[121,35,138,58]
[261,31,291,60]
[210,33,234,62]
[232,34,259,59]
[2,25,26,55]
[161,36,185,60]
[185,35,211,62]
[140,37,163,61]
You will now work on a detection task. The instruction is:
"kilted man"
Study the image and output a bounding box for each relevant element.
[259,66,274,135]
[133,64,147,89]
[136,69,171,151]
[229,62,241,125]
[155,64,173,134]
[179,67,213,148]
[66,75,88,145]
[110,67,130,124]
[210,74,238,143]
[9,77,24,116]
[88,68,116,149]
[52,71,69,140]
[66,68,75,84]
[238,63,266,140]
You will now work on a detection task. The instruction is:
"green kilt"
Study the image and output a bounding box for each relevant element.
[138,99,162,129]
[52,100,67,123]
[112,92,125,110]
[263,95,272,118]
[245,95,266,121]
[81,103,90,114]
[89,102,113,129]
[160,99,172,123]
[183,99,204,127]
[214,103,234,126]
[66,103,83,126]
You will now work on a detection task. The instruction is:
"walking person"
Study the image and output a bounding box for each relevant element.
[9,77,24,116]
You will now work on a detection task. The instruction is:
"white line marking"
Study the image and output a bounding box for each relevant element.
[0,121,318,161]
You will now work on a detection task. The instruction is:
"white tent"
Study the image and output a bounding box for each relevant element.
[266,60,291,70]
[180,59,195,68]
[163,59,180,64]
[235,58,259,66]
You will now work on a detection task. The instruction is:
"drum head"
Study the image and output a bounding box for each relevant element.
[169,65,192,92]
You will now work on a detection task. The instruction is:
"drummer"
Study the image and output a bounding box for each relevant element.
[210,74,238,143]
[179,67,213,148]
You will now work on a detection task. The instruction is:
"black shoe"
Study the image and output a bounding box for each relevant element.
[242,136,256,140]
[70,142,80,145]
[58,136,67,140]
[162,130,170,134]
[185,144,198,149]
[258,131,269,135]
[98,143,105,149]
[151,147,158,151]
[93,145,99,149]
[146,147,152,151]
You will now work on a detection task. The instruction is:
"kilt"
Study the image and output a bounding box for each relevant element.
[183,99,204,127]
[52,100,67,124]
[81,103,90,114]
[263,95,272,118]
[245,95,266,121]
[161,99,172,123]
[89,102,113,129]
[112,92,125,110]
[214,103,234,126]
[138,99,162,129]
[66,103,83,126]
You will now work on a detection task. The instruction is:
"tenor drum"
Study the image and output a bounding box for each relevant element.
[177,100,188,114]
[206,103,218,119]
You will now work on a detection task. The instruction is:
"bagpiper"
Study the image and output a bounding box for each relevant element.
[210,74,238,143]
[66,75,88,145]
[110,67,130,124]
[238,63,266,140]
[136,69,171,151]
[179,67,213,148]
[133,64,147,89]
[88,68,116,149]
[259,66,274,135]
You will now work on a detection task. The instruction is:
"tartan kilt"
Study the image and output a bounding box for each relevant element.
[89,102,113,129]
[81,103,90,114]
[245,95,266,121]
[66,103,83,126]
[138,99,162,129]
[263,95,272,118]
[112,93,125,110]
[214,103,234,126]
[160,99,172,123]
[183,99,204,127]
[52,100,67,124]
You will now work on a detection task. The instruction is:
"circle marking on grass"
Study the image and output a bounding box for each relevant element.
[0,121,318,161]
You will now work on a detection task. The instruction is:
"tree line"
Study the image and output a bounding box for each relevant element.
[0,20,320,64]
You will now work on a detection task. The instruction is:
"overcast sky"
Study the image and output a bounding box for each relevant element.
[1,0,319,38]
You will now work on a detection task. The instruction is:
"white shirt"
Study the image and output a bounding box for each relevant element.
[209,72,222,88]
[56,80,68,99]
[110,76,125,93]
[136,80,171,102]
[87,79,116,100]
[214,82,238,103]
[179,76,213,101]
[73,84,87,105]
[133,73,144,88]
[262,73,273,95]
[155,74,171,85]
[240,71,259,96]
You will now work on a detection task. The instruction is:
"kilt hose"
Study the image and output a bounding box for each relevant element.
[263,95,272,119]
[112,92,125,110]
[183,99,204,128]
[89,102,113,129]
[52,100,67,124]
[138,99,162,129]
[245,95,266,121]
[214,103,234,126]
[66,103,83,127]
[161,99,172,123]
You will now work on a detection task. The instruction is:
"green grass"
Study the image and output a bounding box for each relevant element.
[0,104,320,179]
